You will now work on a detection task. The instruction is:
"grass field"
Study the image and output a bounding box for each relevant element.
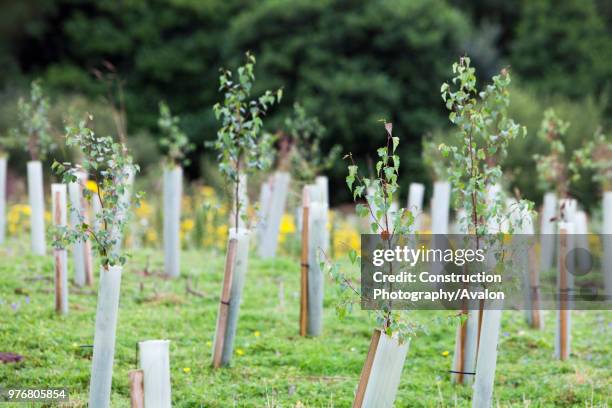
[0,240,610,407]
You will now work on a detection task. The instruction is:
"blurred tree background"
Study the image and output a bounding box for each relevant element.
[0,0,610,207]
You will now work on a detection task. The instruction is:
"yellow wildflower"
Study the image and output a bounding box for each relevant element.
[279,214,296,234]
[85,180,99,193]
[181,218,195,233]
[235,348,245,356]
[183,367,191,373]
[199,186,216,198]
[135,200,153,219]
[442,350,449,357]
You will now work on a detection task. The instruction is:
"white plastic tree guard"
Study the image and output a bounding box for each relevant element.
[111,166,134,255]
[539,192,557,273]
[52,184,68,315]
[472,302,503,408]
[407,182,425,232]
[485,184,503,233]
[256,178,272,241]
[0,156,6,245]
[69,172,87,287]
[451,207,477,385]
[305,200,326,336]
[431,181,450,235]
[258,171,290,258]
[353,330,410,408]
[88,265,123,408]
[315,176,330,252]
[603,192,612,299]
[574,210,590,273]
[229,173,248,230]
[163,166,182,278]
[212,228,250,367]
[92,194,102,233]
[139,340,172,408]
[27,161,46,255]
[559,198,577,290]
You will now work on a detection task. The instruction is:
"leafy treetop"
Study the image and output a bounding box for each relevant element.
[323,122,419,343]
[211,51,282,228]
[532,109,573,198]
[573,128,612,191]
[285,102,341,184]
[440,56,532,237]
[158,101,194,167]
[9,80,55,161]
[422,139,450,181]
[52,117,141,268]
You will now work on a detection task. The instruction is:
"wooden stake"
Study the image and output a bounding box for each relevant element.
[353,330,381,408]
[128,369,144,408]
[455,314,467,384]
[299,187,310,336]
[54,249,64,313]
[559,228,569,360]
[212,238,238,368]
[52,185,68,315]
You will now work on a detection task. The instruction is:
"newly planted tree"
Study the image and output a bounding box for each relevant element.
[158,101,193,278]
[210,52,281,367]
[11,80,55,254]
[574,130,612,299]
[322,122,418,407]
[533,110,596,359]
[440,57,532,405]
[53,118,140,408]
[280,103,340,334]
[285,102,340,187]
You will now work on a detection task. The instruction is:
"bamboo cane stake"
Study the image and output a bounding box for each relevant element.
[212,238,238,368]
[299,187,310,336]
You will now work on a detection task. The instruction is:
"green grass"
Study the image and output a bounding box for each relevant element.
[0,240,610,407]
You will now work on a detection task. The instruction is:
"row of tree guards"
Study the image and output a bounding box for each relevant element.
[1,55,611,408]
[1,126,610,408]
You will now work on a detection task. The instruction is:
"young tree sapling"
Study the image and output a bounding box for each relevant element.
[158,101,193,277]
[210,52,281,367]
[53,117,141,408]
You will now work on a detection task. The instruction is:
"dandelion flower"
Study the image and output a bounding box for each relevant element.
[183,367,191,373]
[254,331,260,337]
[236,348,245,356]
[441,350,449,357]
